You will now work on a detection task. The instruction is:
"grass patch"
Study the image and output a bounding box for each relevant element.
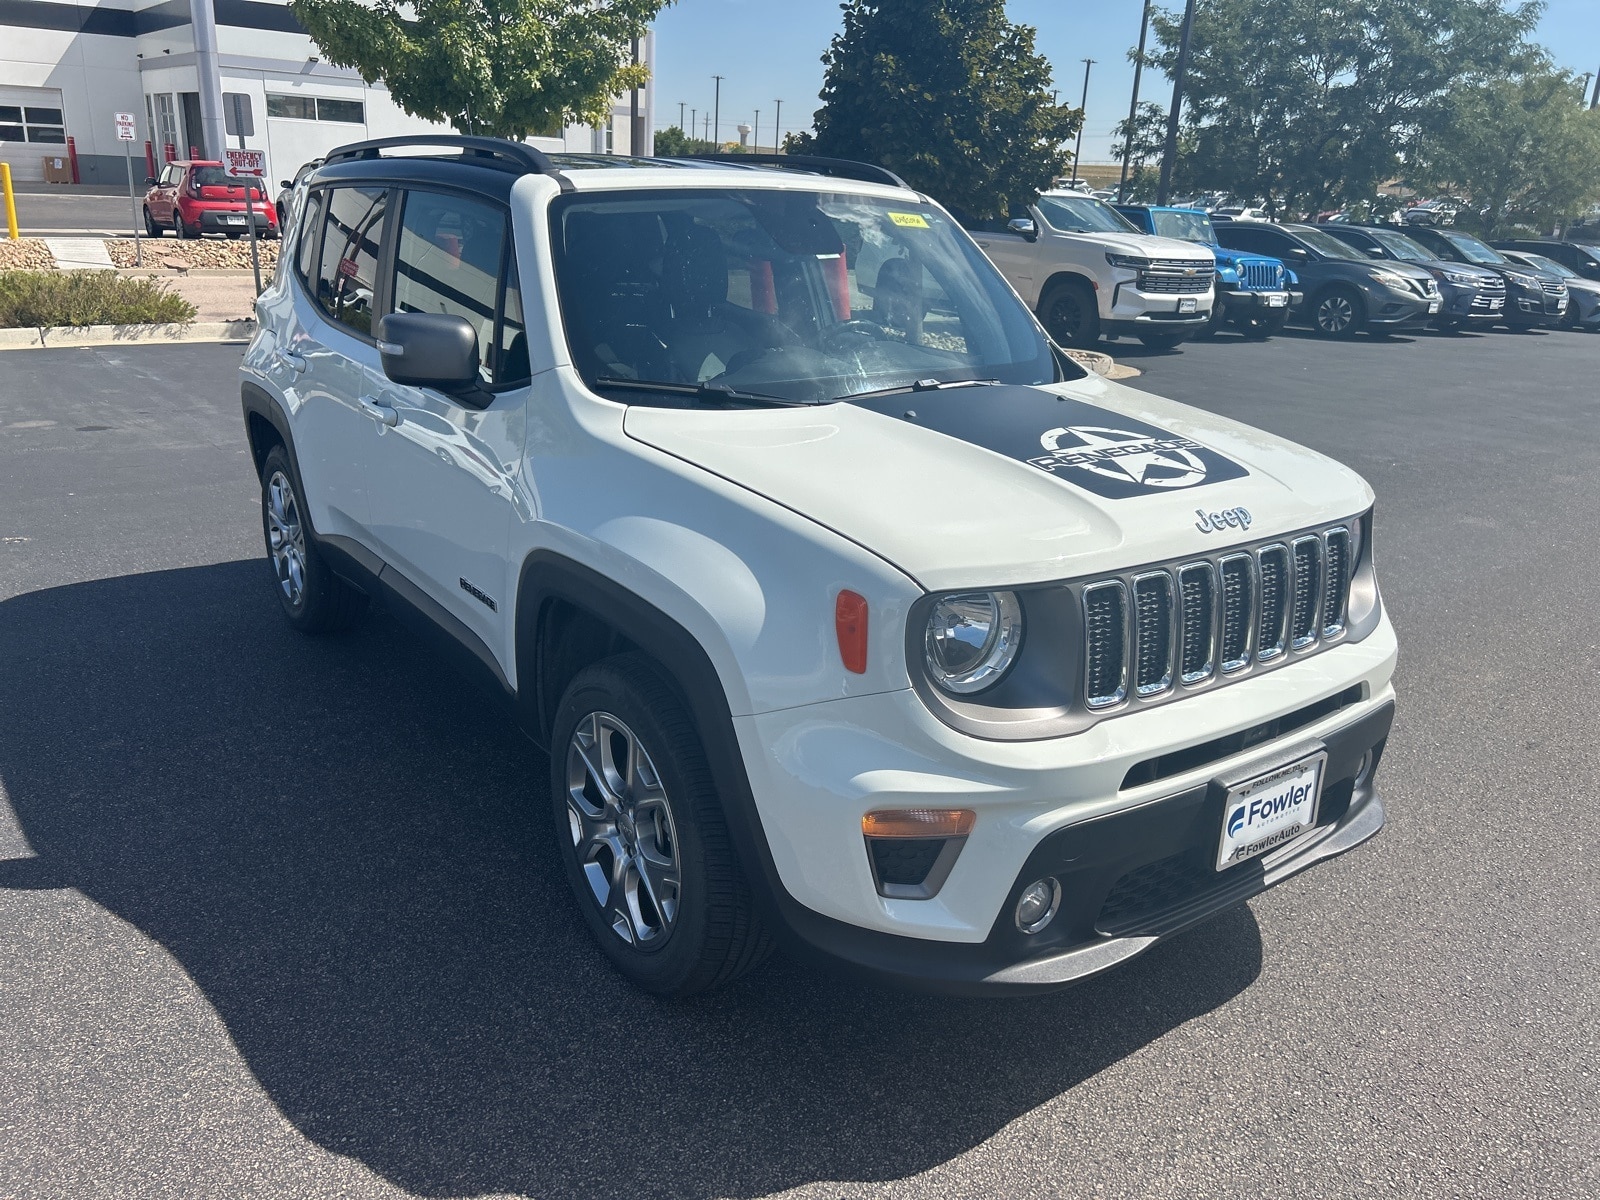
[0,271,197,329]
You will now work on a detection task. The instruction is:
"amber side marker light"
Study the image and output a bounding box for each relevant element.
[835,589,869,674]
[861,808,976,839]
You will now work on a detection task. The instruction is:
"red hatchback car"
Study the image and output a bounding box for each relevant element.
[143,160,278,240]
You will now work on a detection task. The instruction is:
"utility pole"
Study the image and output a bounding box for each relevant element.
[704,113,711,141]
[1072,60,1095,187]
[1591,63,1600,109]
[691,108,697,144]
[1157,0,1197,205]
[712,75,724,148]
[773,99,783,153]
[679,102,686,132]
[754,109,761,153]
[1119,0,1154,202]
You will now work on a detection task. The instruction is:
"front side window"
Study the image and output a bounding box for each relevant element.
[1436,231,1506,265]
[392,189,510,383]
[550,188,1055,405]
[314,186,388,336]
[1290,226,1367,260]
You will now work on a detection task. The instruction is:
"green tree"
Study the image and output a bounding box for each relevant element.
[653,125,715,157]
[793,0,1080,219]
[288,0,666,139]
[1111,101,1171,199]
[1149,0,1544,216]
[1423,69,1600,236]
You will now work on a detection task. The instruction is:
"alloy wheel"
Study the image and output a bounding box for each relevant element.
[565,711,681,949]
[1317,294,1355,334]
[265,470,307,608]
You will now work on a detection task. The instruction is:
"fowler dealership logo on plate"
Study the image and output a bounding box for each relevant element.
[1217,753,1326,870]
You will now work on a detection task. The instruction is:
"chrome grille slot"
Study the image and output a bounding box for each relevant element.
[1322,527,1351,636]
[1133,572,1175,696]
[1256,544,1290,662]
[1219,554,1254,672]
[1178,563,1216,684]
[1083,581,1129,709]
[1290,536,1322,649]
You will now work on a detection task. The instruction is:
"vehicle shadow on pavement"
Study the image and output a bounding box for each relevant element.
[0,562,1264,1200]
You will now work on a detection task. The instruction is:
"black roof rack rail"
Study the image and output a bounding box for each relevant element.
[678,153,910,189]
[321,135,564,180]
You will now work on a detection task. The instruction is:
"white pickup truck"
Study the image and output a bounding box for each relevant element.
[967,191,1217,350]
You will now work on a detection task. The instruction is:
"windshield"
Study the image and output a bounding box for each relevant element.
[1436,231,1507,265]
[549,189,1057,405]
[1152,209,1215,243]
[1292,226,1367,260]
[1514,252,1574,278]
[1035,194,1141,235]
[1364,227,1435,264]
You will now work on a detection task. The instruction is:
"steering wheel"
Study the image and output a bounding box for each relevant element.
[821,319,890,349]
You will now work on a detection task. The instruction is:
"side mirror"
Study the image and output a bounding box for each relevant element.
[280,179,292,189]
[1365,247,1384,259]
[144,177,157,187]
[1007,217,1038,241]
[376,312,481,395]
[1284,246,1311,263]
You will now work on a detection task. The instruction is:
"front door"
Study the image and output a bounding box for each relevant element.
[359,188,528,659]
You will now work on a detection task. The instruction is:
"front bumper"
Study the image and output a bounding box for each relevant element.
[1367,288,1439,329]
[1435,282,1504,324]
[1106,274,1213,328]
[1505,284,1565,325]
[733,617,1398,994]
[1218,286,1292,312]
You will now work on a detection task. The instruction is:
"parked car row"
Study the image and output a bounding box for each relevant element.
[964,189,1597,348]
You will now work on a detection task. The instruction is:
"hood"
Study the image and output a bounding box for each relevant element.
[1423,260,1500,281]
[1054,228,1214,263]
[1210,247,1280,270]
[624,379,1373,593]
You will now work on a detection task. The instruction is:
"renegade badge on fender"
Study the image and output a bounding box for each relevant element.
[241,137,1397,995]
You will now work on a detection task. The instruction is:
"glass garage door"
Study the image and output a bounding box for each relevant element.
[0,86,68,183]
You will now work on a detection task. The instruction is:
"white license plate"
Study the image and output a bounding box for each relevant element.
[1428,299,1441,313]
[225,214,245,225]
[1265,293,1288,307]
[1489,298,1503,309]
[1217,752,1325,871]
[1178,298,1198,313]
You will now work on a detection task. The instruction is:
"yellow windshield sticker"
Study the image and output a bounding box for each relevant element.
[889,212,930,229]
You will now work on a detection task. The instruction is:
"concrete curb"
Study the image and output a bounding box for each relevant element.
[0,320,255,350]
[1065,348,1141,380]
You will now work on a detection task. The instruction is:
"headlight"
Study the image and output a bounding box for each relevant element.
[924,591,1023,695]
[1105,252,1150,270]
[1432,268,1480,286]
[1371,270,1413,292]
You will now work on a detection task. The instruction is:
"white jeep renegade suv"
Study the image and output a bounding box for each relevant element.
[241,138,1396,996]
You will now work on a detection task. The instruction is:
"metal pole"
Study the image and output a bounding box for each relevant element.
[754,109,760,153]
[1591,64,1600,109]
[1119,0,1153,202]
[691,108,697,145]
[713,75,724,148]
[1157,0,1197,206]
[189,0,227,157]
[1072,60,1095,187]
[2,163,19,240]
[630,38,642,155]
[235,104,261,296]
[679,102,686,132]
[124,138,143,267]
[773,99,783,153]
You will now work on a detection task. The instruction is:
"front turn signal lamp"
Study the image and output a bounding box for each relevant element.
[861,808,976,839]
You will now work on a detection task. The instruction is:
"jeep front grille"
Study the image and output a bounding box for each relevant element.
[1239,261,1284,291]
[1079,523,1357,714]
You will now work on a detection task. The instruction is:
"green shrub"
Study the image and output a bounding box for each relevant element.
[0,271,197,329]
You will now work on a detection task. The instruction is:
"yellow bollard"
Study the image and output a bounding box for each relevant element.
[0,162,17,240]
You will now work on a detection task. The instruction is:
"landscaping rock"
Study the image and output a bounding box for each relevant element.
[0,239,56,271]
[104,238,279,270]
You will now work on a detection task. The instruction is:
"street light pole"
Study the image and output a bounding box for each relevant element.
[1118,0,1153,202]
[679,102,686,132]
[1157,0,1197,205]
[713,75,724,148]
[1072,59,1095,187]
[773,99,783,153]
[754,109,761,153]
[691,108,697,144]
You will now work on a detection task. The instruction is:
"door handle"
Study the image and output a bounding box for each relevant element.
[275,348,307,372]
[358,395,400,428]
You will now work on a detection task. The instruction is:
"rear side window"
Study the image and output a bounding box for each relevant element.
[392,189,528,385]
[294,189,326,283]
[314,186,389,336]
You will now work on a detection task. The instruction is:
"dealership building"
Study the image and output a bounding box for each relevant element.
[2,0,656,184]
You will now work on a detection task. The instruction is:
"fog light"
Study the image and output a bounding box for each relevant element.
[1014,876,1061,934]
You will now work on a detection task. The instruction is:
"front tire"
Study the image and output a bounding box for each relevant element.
[259,445,366,633]
[142,206,163,238]
[1311,286,1365,338]
[552,653,771,996]
[1037,278,1101,348]
[1234,307,1288,340]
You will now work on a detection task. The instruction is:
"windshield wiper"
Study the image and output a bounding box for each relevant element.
[592,377,815,408]
[840,377,1001,402]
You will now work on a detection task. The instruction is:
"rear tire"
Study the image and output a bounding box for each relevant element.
[1311,285,1365,338]
[1037,278,1101,348]
[173,211,192,240]
[552,652,772,996]
[259,445,366,634]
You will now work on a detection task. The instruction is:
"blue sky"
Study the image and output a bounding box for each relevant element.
[653,0,1600,159]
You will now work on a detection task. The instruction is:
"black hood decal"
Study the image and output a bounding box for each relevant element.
[851,384,1249,499]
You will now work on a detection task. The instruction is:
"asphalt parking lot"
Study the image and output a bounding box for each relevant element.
[2,326,1597,1199]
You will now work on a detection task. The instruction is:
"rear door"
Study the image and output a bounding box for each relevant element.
[358,187,528,658]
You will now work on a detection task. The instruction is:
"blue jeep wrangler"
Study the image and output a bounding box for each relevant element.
[1116,205,1297,339]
